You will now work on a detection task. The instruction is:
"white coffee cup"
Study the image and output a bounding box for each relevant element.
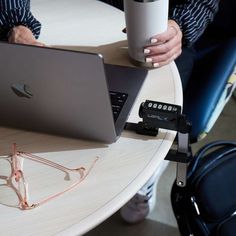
[124,0,169,67]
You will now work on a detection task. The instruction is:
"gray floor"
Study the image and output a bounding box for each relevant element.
[85,97,236,236]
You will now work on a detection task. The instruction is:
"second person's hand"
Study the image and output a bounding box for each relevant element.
[8,25,45,46]
[144,20,183,68]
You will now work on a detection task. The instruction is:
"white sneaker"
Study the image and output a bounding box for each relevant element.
[120,162,169,224]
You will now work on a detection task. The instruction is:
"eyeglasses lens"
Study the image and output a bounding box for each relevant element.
[0,158,20,207]
[0,157,11,177]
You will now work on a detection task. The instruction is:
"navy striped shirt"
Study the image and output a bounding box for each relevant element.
[169,0,220,46]
[0,0,220,46]
[101,0,220,47]
[0,0,41,40]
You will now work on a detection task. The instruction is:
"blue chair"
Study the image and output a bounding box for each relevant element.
[183,0,236,142]
[183,39,236,142]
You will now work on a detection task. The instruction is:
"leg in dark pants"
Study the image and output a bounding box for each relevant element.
[99,0,124,10]
[175,47,196,91]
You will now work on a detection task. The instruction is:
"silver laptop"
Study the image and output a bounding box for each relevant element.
[0,42,147,143]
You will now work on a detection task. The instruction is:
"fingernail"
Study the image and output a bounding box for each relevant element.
[151,38,158,43]
[144,49,150,54]
[153,62,159,68]
[146,57,153,63]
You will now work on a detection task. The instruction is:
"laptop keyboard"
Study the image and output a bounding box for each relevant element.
[109,91,128,121]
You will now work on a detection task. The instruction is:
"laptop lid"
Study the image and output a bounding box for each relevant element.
[0,42,147,143]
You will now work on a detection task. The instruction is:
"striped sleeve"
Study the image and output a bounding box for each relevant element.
[169,0,220,47]
[0,0,41,40]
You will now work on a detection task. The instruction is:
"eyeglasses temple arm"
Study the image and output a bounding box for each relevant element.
[19,152,85,174]
[26,156,99,209]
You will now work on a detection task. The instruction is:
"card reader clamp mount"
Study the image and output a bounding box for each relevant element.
[125,100,192,187]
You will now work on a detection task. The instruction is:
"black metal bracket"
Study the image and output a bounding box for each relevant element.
[125,100,192,187]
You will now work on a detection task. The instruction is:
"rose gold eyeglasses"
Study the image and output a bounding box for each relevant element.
[0,143,98,210]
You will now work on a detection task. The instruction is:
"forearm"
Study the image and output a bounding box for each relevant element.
[0,0,41,40]
[169,0,220,47]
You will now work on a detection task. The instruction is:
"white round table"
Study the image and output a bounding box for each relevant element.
[0,1,183,235]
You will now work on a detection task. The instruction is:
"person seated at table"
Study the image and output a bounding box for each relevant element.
[1,0,218,89]
[2,0,221,224]
[0,0,43,46]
